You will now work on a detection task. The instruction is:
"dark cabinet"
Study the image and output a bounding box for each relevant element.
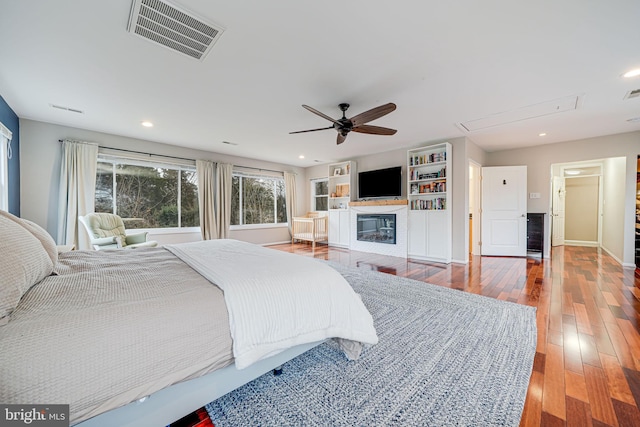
[527,213,545,258]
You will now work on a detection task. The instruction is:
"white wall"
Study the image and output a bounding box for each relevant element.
[19,119,306,246]
[487,131,639,266]
[461,138,488,260]
[304,131,638,267]
[304,137,471,263]
[564,176,599,243]
[601,157,626,262]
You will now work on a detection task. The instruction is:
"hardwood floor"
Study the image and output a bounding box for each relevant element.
[268,242,640,426]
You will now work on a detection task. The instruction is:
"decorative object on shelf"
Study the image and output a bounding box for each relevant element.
[346,164,350,175]
[289,103,397,145]
[336,184,349,198]
[334,169,341,176]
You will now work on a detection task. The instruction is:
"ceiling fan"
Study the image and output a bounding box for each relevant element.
[290,103,397,145]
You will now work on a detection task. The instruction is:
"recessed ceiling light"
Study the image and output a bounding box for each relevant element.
[221,141,238,146]
[565,169,581,175]
[299,155,305,159]
[538,132,547,137]
[623,68,640,78]
[141,121,153,127]
[627,117,640,123]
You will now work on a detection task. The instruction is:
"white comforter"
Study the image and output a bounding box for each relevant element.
[166,239,378,369]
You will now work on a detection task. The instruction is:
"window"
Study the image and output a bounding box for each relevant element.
[0,122,11,211]
[310,178,328,211]
[231,172,287,226]
[95,156,199,229]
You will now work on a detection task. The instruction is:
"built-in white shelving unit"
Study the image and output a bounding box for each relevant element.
[328,161,356,247]
[407,143,452,263]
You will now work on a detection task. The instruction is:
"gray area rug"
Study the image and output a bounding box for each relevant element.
[206,262,537,426]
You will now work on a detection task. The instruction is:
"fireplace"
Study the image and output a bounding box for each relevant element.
[350,202,407,258]
[357,214,396,245]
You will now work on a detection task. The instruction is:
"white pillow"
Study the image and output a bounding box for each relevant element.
[0,212,54,324]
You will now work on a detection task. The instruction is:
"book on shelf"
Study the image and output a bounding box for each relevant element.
[409,151,446,166]
[409,167,446,181]
[410,198,446,211]
[411,182,446,195]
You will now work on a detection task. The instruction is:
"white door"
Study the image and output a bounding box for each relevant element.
[481,166,527,256]
[551,176,565,246]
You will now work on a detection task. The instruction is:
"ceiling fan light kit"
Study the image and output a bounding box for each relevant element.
[290,102,397,144]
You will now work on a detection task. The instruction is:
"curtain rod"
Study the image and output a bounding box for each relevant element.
[58,139,286,174]
[59,139,194,163]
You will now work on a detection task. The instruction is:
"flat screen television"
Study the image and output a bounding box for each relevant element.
[358,166,402,199]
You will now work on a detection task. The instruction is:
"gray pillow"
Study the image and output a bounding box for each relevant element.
[0,212,54,325]
[19,218,58,266]
[0,210,58,266]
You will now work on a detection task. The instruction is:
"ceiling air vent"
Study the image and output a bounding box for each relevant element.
[50,104,84,114]
[624,89,640,100]
[127,0,224,61]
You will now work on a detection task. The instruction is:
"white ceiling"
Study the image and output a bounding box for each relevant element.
[1,0,639,168]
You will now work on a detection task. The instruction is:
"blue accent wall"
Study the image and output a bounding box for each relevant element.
[0,94,20,215]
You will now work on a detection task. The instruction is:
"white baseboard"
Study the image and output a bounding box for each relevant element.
[262,240,293,246]
[600,245,623,266]
[564,240,598,247]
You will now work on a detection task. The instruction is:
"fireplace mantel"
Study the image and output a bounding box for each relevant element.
[350,200,408,207]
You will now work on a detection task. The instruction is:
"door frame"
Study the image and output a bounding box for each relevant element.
[551,162,604,248]
[551,175,565,247]
[469,160,482,256]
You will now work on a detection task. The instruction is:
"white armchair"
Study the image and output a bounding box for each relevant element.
[79,213,158,250]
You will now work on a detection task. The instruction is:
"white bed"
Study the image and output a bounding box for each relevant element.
[0,210,377,426]
[76,340,322,427]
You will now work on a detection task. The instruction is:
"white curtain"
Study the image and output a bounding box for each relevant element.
[284,171,297,234]
[57,140,98,249]
[0,121,12,212]
[196,159,218,240]
[215,163,234,239]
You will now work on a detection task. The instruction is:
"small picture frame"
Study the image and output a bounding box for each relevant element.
[334,169,341,176]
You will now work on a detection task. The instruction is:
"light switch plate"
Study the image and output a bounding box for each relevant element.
[529,192,541,199]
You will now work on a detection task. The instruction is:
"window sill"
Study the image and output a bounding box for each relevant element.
[133,227,201,235]
[230,223,289,231]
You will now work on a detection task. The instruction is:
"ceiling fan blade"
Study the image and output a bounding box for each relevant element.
[302,105,341,125]
[352,124,397,135]
[336,133,347,145]
[349,103,396,127]
[289,126,335,134]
